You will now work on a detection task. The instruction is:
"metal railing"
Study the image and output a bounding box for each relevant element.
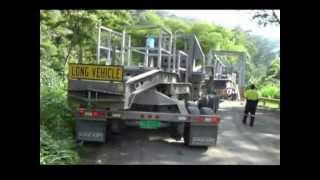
[259,97,280,108]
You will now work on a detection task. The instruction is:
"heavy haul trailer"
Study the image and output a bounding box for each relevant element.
[68,24,221,147]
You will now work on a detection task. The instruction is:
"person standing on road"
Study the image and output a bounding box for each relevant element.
[242,84,259,127]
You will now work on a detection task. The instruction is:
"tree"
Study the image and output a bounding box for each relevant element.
[252,10,280,27]
[40,9,279,89]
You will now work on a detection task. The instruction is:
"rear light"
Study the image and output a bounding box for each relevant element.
[211,115,220,125]
[196,116,204,122]
[92,111,99,118]
[92,110,106,118]
[155,115,160,119]
[148,114,152,119]
[78,108,106,118]
[79,108,85,117]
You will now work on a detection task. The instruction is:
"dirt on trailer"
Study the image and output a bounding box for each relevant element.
[78,100,280,165]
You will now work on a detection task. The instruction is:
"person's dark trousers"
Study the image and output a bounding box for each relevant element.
[243,100,258,126]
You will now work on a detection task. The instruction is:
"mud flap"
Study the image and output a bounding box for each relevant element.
[188,124,218,146]
[76,119,107,143]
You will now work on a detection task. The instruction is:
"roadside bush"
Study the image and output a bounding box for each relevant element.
[40,126,79,164]
[40,60,79,164]
[259,83,280,99]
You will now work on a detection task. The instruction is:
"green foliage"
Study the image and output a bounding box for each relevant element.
[40,126,79,165]
[40,61,78,164]
[259,83,280,99]
[266,58,280,80]
[164,17,190,33]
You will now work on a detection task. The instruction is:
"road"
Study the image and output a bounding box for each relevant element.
[78,100,280,165]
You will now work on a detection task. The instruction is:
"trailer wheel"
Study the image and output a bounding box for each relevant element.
[198,97,207,109]
[207,95,219,113]
[188,105,200,115]
[110,120,124,135]
[169,123,183,141]
[183,122,190,146]
[207,95,215,112]
[200,107,214,115]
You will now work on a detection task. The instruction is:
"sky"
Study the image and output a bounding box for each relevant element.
[164,10,280,43]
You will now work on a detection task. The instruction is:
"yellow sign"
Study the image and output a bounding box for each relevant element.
[68,63,123,81]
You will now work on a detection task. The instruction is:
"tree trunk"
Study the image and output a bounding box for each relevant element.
[64,42,74,66]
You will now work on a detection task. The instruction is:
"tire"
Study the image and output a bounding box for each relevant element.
[216,96,220,110]
[169,122,183,141]
[207,95,215,111]
[198,97,208,109]
[183,122,190,146]
[205,94,219,113]
[200,107,214,115]
[212,95,219,113]
[187,106,200,115]
[110,120,125,135]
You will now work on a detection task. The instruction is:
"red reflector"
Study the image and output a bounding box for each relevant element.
[196,116,204,122]
[211,115,220,125]
[90,111,105,118]
[92,111,99,118]
[155,115,160,119]
[79,108,85,117]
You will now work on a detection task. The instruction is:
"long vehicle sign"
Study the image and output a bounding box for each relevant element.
[69,63,123,81]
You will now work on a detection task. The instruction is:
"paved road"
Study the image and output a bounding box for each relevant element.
[78,100,280,165]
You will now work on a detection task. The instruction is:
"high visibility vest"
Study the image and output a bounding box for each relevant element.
[245,89,259,101]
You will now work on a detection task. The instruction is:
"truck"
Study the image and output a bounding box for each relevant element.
[206,50,247,101]
[68,24,222,147]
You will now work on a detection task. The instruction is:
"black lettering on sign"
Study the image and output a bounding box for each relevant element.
[85,67,89,76]
[92,67,97,78]
[108,68,112,79]
[116,68,121,80]
[77,66,89,77]
[70,64,122,81]
[76,66,81,77]
[74,66,78,76]
[71,66,75,77]
[111,68,115,79]
[97,67,101,79]
[101,67,107,79]
[99,67,103,79]
[80,67,85,77]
